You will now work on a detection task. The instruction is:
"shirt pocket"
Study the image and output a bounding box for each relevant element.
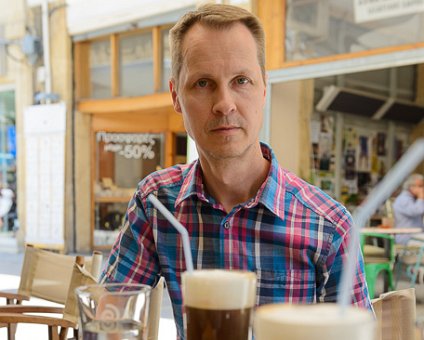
[256,269,316,305]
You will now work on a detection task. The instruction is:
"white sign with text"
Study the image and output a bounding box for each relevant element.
[354,0,424,23]
[24,103,66,247]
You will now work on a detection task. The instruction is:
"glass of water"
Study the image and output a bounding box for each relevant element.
[75,283,152,340]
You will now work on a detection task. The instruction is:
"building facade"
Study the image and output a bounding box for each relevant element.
[1,0,423,252]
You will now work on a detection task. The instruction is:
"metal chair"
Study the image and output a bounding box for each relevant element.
[395,235,424,288]
[361,232,395,299]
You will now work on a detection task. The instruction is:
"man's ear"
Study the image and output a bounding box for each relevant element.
[169,79,182,113]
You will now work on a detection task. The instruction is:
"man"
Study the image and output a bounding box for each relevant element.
[393,173,424,244]
[101,4,371,338]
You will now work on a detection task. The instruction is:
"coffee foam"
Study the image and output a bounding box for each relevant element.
[254,304,375,340]
[182,270,256,310]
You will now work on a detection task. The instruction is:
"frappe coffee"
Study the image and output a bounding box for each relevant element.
[182,270,256,340]
[254,303,375,340]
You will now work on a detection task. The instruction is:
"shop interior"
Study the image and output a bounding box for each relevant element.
[310,63,423,215]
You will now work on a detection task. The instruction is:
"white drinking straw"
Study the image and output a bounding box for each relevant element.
[338,138,424,312]
[147,194,194,272]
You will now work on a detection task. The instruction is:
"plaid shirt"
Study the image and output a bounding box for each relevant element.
[101,143,371,339]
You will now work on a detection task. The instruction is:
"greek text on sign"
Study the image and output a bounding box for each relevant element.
[97,132,156,160]
[354,0,424,23]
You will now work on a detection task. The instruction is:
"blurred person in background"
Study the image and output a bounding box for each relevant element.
[0,187,14,229]
[393,173,424,244]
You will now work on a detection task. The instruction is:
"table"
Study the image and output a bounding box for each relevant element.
[361,227,422,235]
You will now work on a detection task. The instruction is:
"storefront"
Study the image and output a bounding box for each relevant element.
[64,0,424,252]
[257,0,424,209]
[71,16,188,250]
[0,86,17,233]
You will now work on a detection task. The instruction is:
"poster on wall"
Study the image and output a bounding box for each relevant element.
[24,103,66,248]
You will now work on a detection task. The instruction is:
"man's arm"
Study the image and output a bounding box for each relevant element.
[100,193,161,286]
[318,214,372,310]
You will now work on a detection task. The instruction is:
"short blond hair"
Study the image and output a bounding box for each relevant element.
[169,3,265,87]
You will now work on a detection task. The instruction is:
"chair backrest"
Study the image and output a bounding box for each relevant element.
[148,276,164,340]
[361,232,395,263]
[372,288,416,340]
[82,250,103,280]
[63,257,98,324]
[63,268,164,339]
[17,245,103,305]
[18,245,76,304]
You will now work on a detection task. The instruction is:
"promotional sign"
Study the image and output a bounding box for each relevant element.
[24,103,66,247]
[354,0,424,23]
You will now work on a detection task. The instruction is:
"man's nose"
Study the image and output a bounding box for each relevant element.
[212,86,236,116]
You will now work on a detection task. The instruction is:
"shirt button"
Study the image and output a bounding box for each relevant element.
[223,221,230,229]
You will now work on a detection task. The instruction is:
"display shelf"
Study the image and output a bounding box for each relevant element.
[94,196,132,203]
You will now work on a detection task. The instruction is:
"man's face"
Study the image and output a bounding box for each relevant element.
[170,22,266,160]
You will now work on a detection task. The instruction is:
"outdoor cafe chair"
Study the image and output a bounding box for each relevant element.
[0,254,165,340]
[372,288,416,340]
[0,244,103,307]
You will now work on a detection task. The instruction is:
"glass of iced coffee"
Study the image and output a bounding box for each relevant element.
[182,269,256,340]
[254,303,375,340]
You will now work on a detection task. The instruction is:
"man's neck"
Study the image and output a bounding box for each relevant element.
[199,144,270,213]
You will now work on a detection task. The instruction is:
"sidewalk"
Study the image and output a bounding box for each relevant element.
[0,252,176,339]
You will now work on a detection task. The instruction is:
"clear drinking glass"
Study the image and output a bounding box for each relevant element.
[75,283,151,340]
[254,304,375,340]
[182,269,257,340]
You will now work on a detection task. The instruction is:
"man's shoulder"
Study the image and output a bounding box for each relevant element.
[136,163,192,199]
[282,169,351,226]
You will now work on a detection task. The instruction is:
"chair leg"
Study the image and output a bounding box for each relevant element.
[48,325,60,340]
[7,323,16,340]
[59,327,69,340]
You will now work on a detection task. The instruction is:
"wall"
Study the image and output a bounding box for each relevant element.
[49,0,74,251]
[270,80,313,179]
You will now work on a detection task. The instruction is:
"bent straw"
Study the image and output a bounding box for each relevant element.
[338,138,424,313]
[147,194,194,272]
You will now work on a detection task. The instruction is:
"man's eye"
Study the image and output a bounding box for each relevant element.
[236,77,249,85]
[196,80,208,88]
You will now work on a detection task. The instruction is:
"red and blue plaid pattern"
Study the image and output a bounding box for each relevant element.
[101,143,371,339]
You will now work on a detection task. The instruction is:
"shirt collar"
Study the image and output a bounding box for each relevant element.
[175,143,286,220]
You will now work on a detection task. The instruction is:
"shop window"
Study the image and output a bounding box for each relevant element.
[0,89,17,233]
[174,133,187,164]
[285,0,424,61]
[120,32,154,96]
[94,132,164,247]
[90,39,111,98]
[161,28,171,92]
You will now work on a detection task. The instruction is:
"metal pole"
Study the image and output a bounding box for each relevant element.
[42,0,52,103]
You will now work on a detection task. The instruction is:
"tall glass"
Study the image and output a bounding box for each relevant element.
[182,269,256,340]
[254,304,375,340]
[75,283,151,340]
